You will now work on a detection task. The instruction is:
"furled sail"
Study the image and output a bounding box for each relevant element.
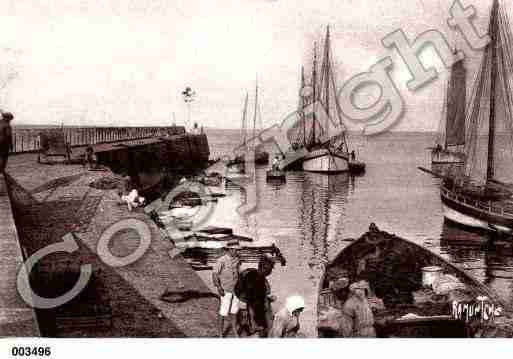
[445,58,466,147]
[287,26,348,154]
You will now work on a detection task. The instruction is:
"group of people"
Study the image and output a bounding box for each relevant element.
[212,241,305,338]
[0,111,14,174]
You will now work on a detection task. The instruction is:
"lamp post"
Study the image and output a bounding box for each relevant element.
[181,86,196,129]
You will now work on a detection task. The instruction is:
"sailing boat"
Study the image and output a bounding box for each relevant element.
[229,81,269,167]
[301,27,351,173]
[441,0,513,234]
[279,26,365,174]
[431,53,467,165]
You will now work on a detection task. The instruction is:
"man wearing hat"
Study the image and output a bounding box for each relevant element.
[0,112,13,173]
[212,240,241,337]
[340,280,376,337]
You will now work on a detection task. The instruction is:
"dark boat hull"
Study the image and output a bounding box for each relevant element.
[266,169,286,181]
[228,150,269,166]
[348,160,366,174]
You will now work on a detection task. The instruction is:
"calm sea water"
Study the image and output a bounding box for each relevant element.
[201,129,513,337]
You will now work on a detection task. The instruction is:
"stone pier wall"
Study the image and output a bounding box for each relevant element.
[0,174,40,336]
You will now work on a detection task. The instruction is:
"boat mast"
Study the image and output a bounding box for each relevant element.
[325,27,349,154]
[241,92,249,147]
[440,78,448,149]
[253,77,258,141]
[325,26,330,141]
[487,0,499,181]
[301,66,306,147]
[312,42,318,147]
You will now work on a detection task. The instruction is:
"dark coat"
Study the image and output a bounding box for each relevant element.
[234,268,270,327]
[0,120,13,154]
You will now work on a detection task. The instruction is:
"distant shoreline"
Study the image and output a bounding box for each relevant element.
[13,126,509,137]
[13,124,436,135]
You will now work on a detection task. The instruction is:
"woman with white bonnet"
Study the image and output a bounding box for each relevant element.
[269,295,305,337]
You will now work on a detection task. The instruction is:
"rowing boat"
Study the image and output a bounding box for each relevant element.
[317,224,513,337]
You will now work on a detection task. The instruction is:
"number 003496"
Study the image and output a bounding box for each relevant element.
[11,347,51,357]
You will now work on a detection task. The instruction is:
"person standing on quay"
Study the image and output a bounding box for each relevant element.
[212,240,241,337]
[0,112,13,173]
[235,254,276,337]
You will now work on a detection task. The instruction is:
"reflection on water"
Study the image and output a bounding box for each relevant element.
[440,220,513,310]
[299,173,350,269]
[204,167,352,337]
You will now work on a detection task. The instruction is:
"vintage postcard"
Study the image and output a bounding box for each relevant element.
[1,0,513,357]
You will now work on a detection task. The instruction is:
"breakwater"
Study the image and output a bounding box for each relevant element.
[4,155,218,337]
[10,126,210,199]
[1,127,214,337]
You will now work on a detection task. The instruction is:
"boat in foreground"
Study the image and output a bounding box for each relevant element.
[317,224,513,337]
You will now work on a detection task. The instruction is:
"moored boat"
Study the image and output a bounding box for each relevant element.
[431,148,466,165]
[317,224,512,337]
[196,172,222,187]
[266,169,286,182]
[430,52,467,166]
[302,28,351,174]
[180,239,286,270]
[441,179,513,234]
[281,26,365,174]
[302,148,348,173]
[229,81,269,167]
[348,160,366,174]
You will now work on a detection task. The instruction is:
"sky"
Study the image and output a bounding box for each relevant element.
[0,0,506,131]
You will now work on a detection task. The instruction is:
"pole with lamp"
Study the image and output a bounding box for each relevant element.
[181,86,196,132]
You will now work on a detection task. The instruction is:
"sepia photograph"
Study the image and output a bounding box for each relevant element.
[1,0,513,356]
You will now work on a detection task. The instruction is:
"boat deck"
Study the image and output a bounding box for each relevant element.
[441,185,513,218]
